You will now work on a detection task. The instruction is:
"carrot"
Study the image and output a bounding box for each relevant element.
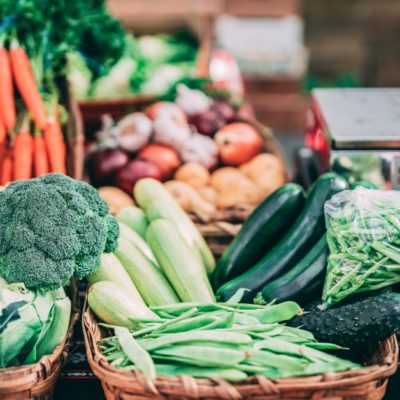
[13,131,33,180]
[0,118,6,144]
[34,134,49,177]
[0,148,13,185]
[9,42,47,130]
[0,47,16,133]
[44,118,66,174]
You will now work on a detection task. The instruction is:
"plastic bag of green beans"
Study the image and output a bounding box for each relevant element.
[322,187,400,306]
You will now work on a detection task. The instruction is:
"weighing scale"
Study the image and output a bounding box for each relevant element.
[305,88,400,189]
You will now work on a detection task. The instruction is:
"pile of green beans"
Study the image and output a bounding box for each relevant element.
[323,189,400,306]
[99,300,360,381]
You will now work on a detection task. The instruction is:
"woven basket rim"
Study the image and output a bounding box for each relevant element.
[82,304,398,398]
[0,283,80,395]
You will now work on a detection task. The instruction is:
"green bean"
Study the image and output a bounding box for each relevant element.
[158,314,218,334]
[115,327,156,380]
[154,344,247,366]
[249,350,307,370]
[155,364,248,382]
[139,331,252,351]
[246,302,302,324]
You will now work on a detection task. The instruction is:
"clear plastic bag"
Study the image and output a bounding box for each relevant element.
[322,187,400,306]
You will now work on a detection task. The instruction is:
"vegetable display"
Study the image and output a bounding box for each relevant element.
[0,0,126,183]
[83,174,400,387]
[216,173,348,302]
[87,85,286,218]
[0,174,119,290]
[322,188,400,306]
[98,300,359,381]
[70,31,199,100]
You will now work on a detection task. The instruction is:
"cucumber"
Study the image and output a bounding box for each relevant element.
[255,235,328,306]
[135,179,215,274]
[217,173,348,303]
[212,184,306,288]
[147,219,215,303]
[116,206,148,239]
[287,291,400,349]
[114,237,179,306]
[88,281,156,327]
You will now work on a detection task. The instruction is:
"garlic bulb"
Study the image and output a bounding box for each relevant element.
[115,113,153,152]
[176,84,211,116]
[179,133,218,169]
[153,113,191,150]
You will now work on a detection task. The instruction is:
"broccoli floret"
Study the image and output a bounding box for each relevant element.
[0,174,119,290]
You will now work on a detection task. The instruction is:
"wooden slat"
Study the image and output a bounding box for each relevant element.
[107,0,224,19]
[225,0,302,17]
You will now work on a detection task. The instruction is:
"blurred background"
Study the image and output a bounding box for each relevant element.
[102,0,400,133]
[83,0,398,168]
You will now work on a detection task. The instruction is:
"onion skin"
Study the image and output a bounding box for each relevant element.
[87,148,129,187]
[114,160,162,194]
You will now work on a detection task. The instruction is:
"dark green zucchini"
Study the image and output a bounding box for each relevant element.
[212,184,306,288]
[287,291,400,349]
[216,173,348,303]
[255,234,328,306]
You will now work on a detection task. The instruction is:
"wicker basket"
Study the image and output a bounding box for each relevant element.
[190,119,289,257]
[83,306,398,400]
[0,284,80,400]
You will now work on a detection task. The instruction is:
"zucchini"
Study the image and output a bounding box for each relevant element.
[147,219,215,303]
[114,236,179,306]
[116,206,148,239]
[255,234,328,306]
[135,179,215,274]
[87,253,146,306]
[217,173,348,303]
[212,184,306,288]
[88,281,156,327]
[287,291,400,349]
[118,222,158,265]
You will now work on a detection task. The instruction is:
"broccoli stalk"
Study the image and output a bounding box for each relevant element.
[0,174,119,290]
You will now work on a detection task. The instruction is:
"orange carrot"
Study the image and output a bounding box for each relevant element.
[9,43,47,130]
[0,148,12,185]
[44,119,66,174]
[13,131,33,180]
[0,47,16,133]
[0,118,6,144]
[34,134,49,177]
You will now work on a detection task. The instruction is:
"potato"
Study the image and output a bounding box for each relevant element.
[164,180,216,216]
[98,186,135,215]
[197,186,218,205]
[175,162,210,188]
[210,167,248,191]
[215,178,260,208]
[240,153,285,182]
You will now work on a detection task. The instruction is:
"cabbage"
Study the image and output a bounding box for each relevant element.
[90,57,137,99]
[0,281,64,367]
[67,52,92,100]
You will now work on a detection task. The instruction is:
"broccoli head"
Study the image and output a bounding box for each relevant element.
[0,174,119,289]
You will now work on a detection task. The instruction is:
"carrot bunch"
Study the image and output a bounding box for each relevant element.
[0,40,67,185]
